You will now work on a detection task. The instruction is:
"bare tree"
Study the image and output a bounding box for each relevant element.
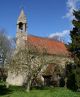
[7,42,47,92]
[0,30,14,81]
[0,30,14,67]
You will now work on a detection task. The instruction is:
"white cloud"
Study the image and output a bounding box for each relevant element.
[49,30,69,38]
[48,0,80,43]
[63,0,80,20]
[48,30,71,43]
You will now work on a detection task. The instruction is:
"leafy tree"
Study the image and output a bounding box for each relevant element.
[70,10,80,89]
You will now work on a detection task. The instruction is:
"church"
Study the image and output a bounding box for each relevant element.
[6,10,72,86]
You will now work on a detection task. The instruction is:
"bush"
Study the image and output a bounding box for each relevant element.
[65,63,77,91]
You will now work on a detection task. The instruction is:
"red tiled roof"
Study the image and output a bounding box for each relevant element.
[24,35,69,56]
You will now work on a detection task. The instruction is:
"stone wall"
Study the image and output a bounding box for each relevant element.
[6,53,73,86]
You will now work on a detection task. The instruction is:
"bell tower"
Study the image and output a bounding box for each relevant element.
[16,9,27,49]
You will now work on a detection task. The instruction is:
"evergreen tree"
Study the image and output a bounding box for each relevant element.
[65,63,76,91]
[70,10,80,89]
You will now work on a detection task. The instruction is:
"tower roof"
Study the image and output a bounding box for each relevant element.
[17,9,27,24]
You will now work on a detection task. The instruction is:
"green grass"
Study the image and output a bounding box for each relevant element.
[0,85,80,97]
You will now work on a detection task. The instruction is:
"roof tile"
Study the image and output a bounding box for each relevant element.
[24,35,69,56]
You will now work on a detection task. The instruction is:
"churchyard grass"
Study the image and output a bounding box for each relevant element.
[0,84,80,97]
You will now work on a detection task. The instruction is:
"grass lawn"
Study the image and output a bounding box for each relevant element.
[0,85,80,97]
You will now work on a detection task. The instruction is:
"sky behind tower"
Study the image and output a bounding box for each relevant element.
[0,0,80,43]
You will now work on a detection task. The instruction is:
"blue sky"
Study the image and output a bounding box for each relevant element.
[0,0,80,43]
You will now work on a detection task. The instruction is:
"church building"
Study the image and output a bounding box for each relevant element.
[6,10,72,86]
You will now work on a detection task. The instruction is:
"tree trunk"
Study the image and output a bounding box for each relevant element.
[6,82,10,88]
[64,77,67,88]
[26,79,32,92]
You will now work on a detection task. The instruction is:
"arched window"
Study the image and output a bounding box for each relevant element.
[19,22,23,31]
